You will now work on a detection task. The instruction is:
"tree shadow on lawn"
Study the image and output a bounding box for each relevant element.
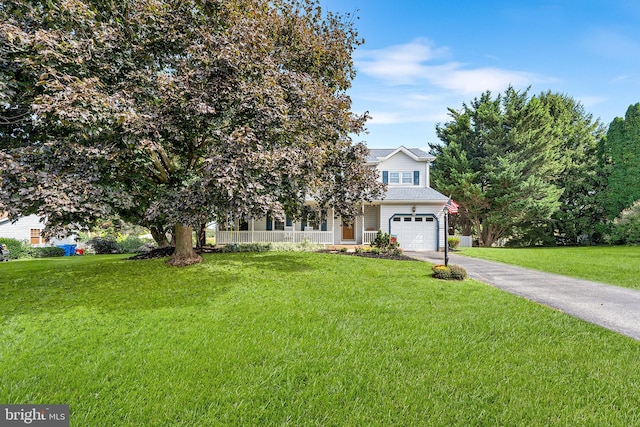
[205,252,319,274]
[0,259,234,319]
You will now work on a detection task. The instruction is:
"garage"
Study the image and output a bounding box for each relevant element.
[389,215,438,251]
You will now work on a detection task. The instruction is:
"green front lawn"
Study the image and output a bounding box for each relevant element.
[460,246,640,289]
[2,253,640,426]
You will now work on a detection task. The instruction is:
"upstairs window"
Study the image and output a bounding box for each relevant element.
[382,170,420,186]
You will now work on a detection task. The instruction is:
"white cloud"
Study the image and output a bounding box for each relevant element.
[355,38,543,95]
[355,38,449,85]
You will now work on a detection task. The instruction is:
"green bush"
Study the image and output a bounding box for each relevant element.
[88,236,122,254]
[449,264,468,280]
[0,238,31,259]
[448,237,461,250]
[31,247,66,258]
[270,241,323,252]
[220,243,272,253]
[432,265,451,280]
[370,230,400,253]
[117,235,155,253]
[432,264,467,280]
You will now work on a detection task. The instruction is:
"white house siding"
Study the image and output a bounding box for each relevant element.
[376,151,429,187]
[364,206,379,231]
[0,214,76,246]
[0,215,45,244]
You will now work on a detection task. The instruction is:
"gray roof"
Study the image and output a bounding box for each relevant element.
[379,187,449,202]
[367,147,432,163]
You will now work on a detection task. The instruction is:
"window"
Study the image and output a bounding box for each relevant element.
[404,217,412,222]
[415,217,423,222]
[393,217,401,222]
[30,229,41,245]
[382,170,419,185]
[273,219,285,230]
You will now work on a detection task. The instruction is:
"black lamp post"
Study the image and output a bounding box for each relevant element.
[444,205,449,267]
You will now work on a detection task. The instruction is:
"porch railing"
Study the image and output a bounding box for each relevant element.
[216,230,334,245]
[363,231,378,245]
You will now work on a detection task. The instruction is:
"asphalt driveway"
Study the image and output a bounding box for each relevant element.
[405,251,640,341]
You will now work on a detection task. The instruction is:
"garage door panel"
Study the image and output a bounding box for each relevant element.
[391,216,437,251]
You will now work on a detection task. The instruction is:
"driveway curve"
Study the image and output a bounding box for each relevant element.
[405,251,640,341]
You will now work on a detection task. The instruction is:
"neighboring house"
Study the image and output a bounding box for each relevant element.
[217,146,450,251]
[0,214,76,247]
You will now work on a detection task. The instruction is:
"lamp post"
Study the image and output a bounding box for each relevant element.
[444,205,449,266]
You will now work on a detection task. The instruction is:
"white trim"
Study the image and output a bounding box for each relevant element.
[371,146,435,164]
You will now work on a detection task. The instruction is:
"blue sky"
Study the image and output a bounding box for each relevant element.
[322,0,640,150]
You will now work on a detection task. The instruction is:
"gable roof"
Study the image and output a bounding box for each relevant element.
[367,146,434,164]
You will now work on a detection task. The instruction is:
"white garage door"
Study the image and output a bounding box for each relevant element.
[390,216,438,251]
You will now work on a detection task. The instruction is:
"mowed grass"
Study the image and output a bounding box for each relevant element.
[461,246,640,289]
[2,253,640,426]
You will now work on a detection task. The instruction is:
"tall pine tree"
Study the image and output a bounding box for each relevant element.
[603,103,640,219]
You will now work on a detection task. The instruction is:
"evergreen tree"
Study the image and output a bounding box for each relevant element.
[431,87,563,247]
[431,88,603,246]
[602,103,640,219]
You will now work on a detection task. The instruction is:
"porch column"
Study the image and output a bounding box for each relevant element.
[361,201,365,245]
[331,209,335,244]
[251,218,254,243]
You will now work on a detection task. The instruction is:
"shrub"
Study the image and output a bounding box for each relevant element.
[220,243,271,253]
[370,230,400,253]
[432,264,467,280]
[269,242,324,252]
[31,247,66,258]
[88,236,122,254]
[449,264,468,280]
[390,247,404,257]
[0,237,32,259]
[448,237,460,250]
[117,235,155,254]
[432,265,452,280]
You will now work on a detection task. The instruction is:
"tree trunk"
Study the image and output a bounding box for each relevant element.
[150,224,170,248]
[167,224,202,266]
[196,223,207,249]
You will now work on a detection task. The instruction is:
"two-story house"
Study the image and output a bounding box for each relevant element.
[217,146,450,251]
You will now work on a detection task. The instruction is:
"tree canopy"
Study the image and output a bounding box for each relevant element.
[0,0,383,265]
[601,103,640,219]
[430,87,604,247]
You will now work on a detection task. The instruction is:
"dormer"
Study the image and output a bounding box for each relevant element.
[367,146,435,188]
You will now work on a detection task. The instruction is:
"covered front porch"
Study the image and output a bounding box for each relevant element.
[216,205,381,246]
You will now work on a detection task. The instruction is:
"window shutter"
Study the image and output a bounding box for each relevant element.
[414,170,420,186]
[266,216,273,231]
[382,171,389,184]
[285,215,292,227]
[321,219,327,231]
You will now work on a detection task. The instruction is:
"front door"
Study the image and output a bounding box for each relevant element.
[342,222,355,240]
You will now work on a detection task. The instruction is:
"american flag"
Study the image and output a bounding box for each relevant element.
[447,199,459,214]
